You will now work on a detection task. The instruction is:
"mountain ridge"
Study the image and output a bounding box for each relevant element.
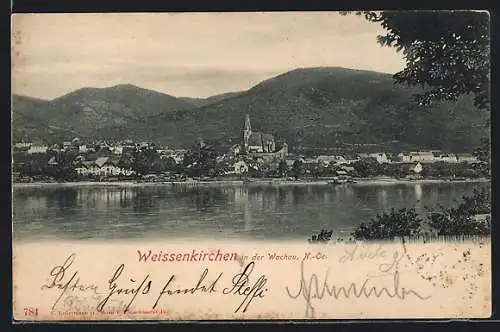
[12,67,489,152]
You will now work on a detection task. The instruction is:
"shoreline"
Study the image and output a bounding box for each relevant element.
[12,177,491,188]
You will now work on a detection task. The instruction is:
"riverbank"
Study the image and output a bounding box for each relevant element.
[12,177,491,188]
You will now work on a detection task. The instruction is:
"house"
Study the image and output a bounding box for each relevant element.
[316,155,348,166]
[456,153,478,164]
[216,154,227,164]
[409,151,435,163]
[357,153,370,160]
[302,158,318,165]
[368,152,389,164]
[14,142,31,150]
[79,145,88,153]
[95,157,122,176]
[76,157,133,177]
[170,150,187,164]
[341,166,356,174]
[386,153,401,163]
[437,153,458,163]
[398,153,412,163]
[123,140,135,147]
[343,154,360,164]
[111,145,124,155]
[27,146,48,154]
[75,161,95,175]
[412,162,423,174]
[47,156,59,166]
[230,144,242,156]
[233,160,249,174]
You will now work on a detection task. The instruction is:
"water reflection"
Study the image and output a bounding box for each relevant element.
[415,184,423,201]
[12,182,489,241]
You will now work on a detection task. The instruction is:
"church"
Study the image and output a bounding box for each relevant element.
[242,114,288,160]
[243,114,276,153]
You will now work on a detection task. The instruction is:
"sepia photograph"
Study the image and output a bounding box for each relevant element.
[11,11,491,321]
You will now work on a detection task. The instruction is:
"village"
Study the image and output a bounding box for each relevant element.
[12,113,486,183]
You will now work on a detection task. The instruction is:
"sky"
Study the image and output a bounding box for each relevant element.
[11,12,405,99]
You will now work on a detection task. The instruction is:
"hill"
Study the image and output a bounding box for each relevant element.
[12,84,196,143]
[143,67,489,153]
[179,91,242,108]
[12,67,489,152]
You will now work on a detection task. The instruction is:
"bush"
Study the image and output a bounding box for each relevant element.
[427,188,491,236]
[308,229,333,243]
[349,189,491,241]
[352,208,422,241]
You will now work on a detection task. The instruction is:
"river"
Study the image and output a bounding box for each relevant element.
[12,181,490,242]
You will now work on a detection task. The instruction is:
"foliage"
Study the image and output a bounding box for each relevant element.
[473,137,491,175]
[352,157,381,177]
[427,188,491,236]
[278,159,288,177]
[292,160,303,180]
[132,146,160,176]
[350,189,491,241]
[379,163,410,178]
[308,229,333,243]
[352,208,422,240]
[342,11,490,110]
[182,141,219,177]
[161,156,180,172]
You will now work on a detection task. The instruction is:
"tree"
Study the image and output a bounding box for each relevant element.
[292,160,303,180]
[162,156,179,172]
[473,137,490,164]
[427,189,490,236]
[278,159,288,178]
[342,11,490,110]
[132,146,160,176]
[182,141,219,177]
[352,157,381,177]
[352,208,422,241]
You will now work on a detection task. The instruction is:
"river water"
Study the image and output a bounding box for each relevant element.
[12,182,490,242]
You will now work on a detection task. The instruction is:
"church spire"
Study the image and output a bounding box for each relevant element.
[245,114,251,132]
[244,114,252,152]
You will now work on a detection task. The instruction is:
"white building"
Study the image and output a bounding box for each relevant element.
[79,145,88,153]
[368,152,389,164]
[233,160,249,174]
[409,151,435,163]
[436,153,458,163]
[111,145,123,155]
[75,157,134,177]
[316,155,348,166]
[27,146,48,154]
[413,162,423,174]
[456,153,479,163]
[398,153,411,163]
[14,142,32,149]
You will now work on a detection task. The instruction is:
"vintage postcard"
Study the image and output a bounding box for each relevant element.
[11,11,491,321]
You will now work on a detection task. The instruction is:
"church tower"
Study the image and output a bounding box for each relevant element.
[244,114,252,152]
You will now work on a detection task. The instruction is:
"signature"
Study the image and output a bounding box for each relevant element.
[285,259,430,318]
[223,262,268,313]
[41,253,100,311]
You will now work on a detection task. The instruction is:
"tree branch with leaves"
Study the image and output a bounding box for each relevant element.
[341,11,490,110]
